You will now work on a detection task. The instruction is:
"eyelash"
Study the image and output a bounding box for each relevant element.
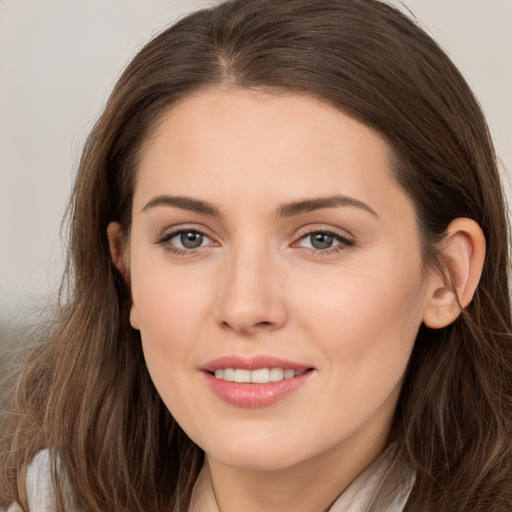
[155,228,214,255]
[155,227,355,256]
[293,228,355,255]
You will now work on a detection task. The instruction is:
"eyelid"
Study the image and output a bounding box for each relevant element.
[154,223,355,255]
[155,224,219,253]
[156,222,215,240]
[291,225,356,252]
[293,224,355,242]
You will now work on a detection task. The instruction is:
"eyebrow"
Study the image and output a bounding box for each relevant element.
[141,193,378,218]
[276,195,378,218]
[141,195,221,216]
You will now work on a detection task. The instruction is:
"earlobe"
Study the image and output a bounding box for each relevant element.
[130,304,140,330]
[423,218,486,329]
[107,222,130,282]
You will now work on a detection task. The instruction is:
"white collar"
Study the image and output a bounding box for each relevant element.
[188,446,415,512]
[11,445,414,512]
[328,446,414,511]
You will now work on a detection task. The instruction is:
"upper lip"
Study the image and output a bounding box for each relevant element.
[201,355,313,372]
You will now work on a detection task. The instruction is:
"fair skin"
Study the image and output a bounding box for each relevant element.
[108,89,485,512]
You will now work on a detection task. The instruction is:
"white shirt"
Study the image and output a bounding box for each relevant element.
[7,446,414,511]
[7,451,60,512]
[188,446,414,512]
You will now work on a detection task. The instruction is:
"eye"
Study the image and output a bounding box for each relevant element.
[295,230,354,251]
[173,230,208,249]
[157,229,214,251]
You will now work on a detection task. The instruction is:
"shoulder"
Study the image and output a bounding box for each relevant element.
[6,449,74,512]
[26,450,59,512]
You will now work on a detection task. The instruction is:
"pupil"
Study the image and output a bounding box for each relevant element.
[181,231,203,249]
[311,233,333,250]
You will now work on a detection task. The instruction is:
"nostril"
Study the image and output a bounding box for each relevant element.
[220,320,273,331]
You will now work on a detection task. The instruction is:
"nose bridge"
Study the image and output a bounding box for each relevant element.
[216,237,287,333]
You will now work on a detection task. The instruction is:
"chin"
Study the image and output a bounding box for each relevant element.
[212,449,306,472]
[198,430,322,472]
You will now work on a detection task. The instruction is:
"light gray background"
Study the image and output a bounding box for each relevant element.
[1,0,511,322]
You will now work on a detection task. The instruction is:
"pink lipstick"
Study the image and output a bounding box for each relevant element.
[201,355,314,408]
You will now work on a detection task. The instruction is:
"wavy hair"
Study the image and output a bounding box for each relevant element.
[1,0,511,510]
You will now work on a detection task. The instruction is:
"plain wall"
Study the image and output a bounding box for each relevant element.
[1,0,511,322]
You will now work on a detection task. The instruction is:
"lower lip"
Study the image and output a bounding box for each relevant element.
[204,371,312,408]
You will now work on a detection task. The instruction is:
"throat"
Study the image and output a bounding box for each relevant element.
[188,456,350,512]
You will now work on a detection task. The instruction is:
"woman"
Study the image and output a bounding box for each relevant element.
[1,0,511,510]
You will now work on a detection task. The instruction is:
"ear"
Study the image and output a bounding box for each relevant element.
[107,221,130,282]
[422,218,486,329]
[107,222,140,330]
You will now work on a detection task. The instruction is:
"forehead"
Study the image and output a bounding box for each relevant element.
[132,88,410,221]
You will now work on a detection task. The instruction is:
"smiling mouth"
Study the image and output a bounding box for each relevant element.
[211,368,310,383]
[204,363,314,407]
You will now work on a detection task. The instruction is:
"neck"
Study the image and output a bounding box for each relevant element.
[205,434,387,512]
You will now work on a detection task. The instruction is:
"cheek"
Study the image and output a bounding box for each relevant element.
[128,254,224,416]
[130,279,203,415]
[131,253,211,337]
[281,263,425,447]
[292,258,426,375]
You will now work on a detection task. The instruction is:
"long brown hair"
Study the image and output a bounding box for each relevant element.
[1,0,511,510]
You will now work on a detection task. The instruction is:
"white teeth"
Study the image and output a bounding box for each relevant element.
[223,368,235,381]
[251,368,270,383]
[234,369,251,383]
[284,369,295,379]
[269,368,284,381]
[214,367,306,383]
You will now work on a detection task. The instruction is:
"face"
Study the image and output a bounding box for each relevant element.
[124,89,435,472]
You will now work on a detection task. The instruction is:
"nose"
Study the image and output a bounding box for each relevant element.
[216,245,288,336]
